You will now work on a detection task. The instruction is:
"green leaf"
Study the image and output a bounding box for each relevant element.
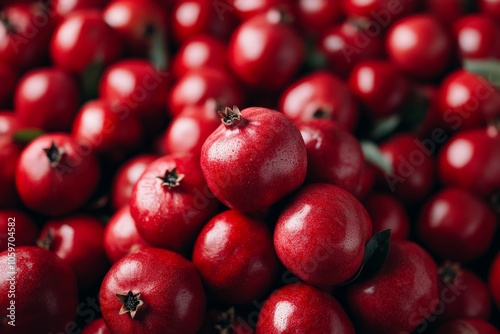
[81,62,104,102]
[463,58,500,88]
[361,141,393,174]
[13,128,44,144]
[369,114,401,139]
[149,32,168,71]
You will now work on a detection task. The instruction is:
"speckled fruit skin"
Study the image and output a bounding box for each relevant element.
[15,133,100,217]
[346,241,438,334]
[0,247,78,333]
[433,319,500,334]
[82,318,110,334]
[256,283,355,334]
[489,253,500,309]
[0,211,38,251]
[201,107,307,212]
[274,183,372,287]
[0,113,21,209]
[130,153,219,251]
[364,193,410,240]
[99,248,206,334]
[193,210,279,304]
[417,188,496,263]
[297,119,364,195]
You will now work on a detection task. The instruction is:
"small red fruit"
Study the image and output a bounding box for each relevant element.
[453,14,500,60]
[364,193,410,240]
[433,319,500,334]
[0,210,38,251]
[479,0,500,21]
[82,318,110,334]
[231,0,293,20]
[0,112,21,208]
[425,0,466,26]
[100,248,206,334]
[343,0,417,23]
[201,106,307,212]
[295,0,344,34]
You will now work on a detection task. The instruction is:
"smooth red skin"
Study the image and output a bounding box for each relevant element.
[343,0,417,22]
[71,99,143,161]
[386,15,452,79]
[164,105,220,156]
[103,0,167,57]
[15,133,100,216]
[100,248,206,334]
[99,59,169,130]
[0,210,37,251]
[316,21,385,79]
[489,253,500,309]
[231,0,293,20]
[82,318,111,334]
[356,163,376,200]
[433,319,500,334]
[193,210,278,304]
[0,112,21,208]
[378,133,435,204]
[51,0,110,21]
[171,35,227,79]
[201,107,307,212]
[168,68,243,117]
[0,247,78,333]
[436,267,491,323]
[297,119,364,194]
[274,184,372,287]
[111,154,157,210]
[15,67,80,132]
[295,0,343,33]
[256,283,355,334]
[104,205,151,263]
[453,15,500,60]
[50,10,122,74]
[0,62,17,107]
[349,60,411,119]
[437,70,500,131]
[130,154,219,251]
[364,193,409,240]
[172,0,237,42]
[479,0,500,21]
[417,188,496,263]
[280,71,358,131]
[0,3,54,70]
[346,241,438,334]
[438,127,500,197]
[425,0,466,26]
[228,12,305,90]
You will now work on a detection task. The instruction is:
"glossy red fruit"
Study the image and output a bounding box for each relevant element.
[425,0,466,26]
[231,0,293,20]
[0,112,21,208]
[438,127,500,197]
[386,14,452,79]
[316,21,385,78]
[274,183,372,287]
[15,67,80,132]
[201,106,307,212]
[99,59,169,131]
[103,0,167,57]
[38,215,108,291]
[0,210,37,251]
[346,241,438,334]
[489,253,500,309]
[228,10,304,90]
[0,62,17,107]
[435,262,491,323]
[453,15,500,60]
[172,0,237,42]
[104,205,151,263]
[256,283,355,333]
[417,188,496,263]
[433,319,500,334]
[349,60,411,119]
[343,0,417,23]
[130,153,219,251]
[172,35,227,79]
[168,68,243,117]
[71,99,143,161]
[15,133,100,216]
[82,318,110,334]
[0,3,55,70]
[377,133,435,204]
[111,154,156,210]
[356,163,376,200]
[193,210,278,304]
[295,0,343,33]
[297,119,364,194]
[280,71,358,131]
[364,193,410,240]
[479,0,500,21]
[437,70,500,131]
[50,10,122,73]
[100,248,206,334]
[164,104,220,156]
[0,247,78,333]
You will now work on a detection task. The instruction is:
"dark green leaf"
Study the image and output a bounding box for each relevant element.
[81,62,103,102]
[361,141,393,174]
[463,59,500,88]
[13,128,44,144]
[369,114,401,139]
[149,32,168,71]
[399,94,429,132]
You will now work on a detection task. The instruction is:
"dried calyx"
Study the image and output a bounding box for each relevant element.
[43,141,65,167]
[214,307,236,334]
[36,229,54,250]
[156,167,185,189]
[438,261,462,285]
[218,106,242,126]
[116,291,144,319]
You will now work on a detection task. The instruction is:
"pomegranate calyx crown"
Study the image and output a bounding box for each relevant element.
[218,106,242,126]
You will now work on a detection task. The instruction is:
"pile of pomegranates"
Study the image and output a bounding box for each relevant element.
[0,0,499,333]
